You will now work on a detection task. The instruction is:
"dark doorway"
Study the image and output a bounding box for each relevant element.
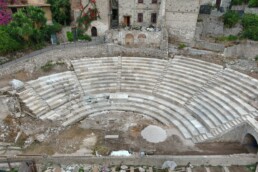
[124,16,131,26]
[242,134,258,154]
[91,27,97,37]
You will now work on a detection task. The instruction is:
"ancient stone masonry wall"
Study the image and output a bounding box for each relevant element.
[165,0,200,44]
[224,41,258,59]
[215,117,258,147]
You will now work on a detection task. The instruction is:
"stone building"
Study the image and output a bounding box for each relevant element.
[7,0,52,24]
[71,0,232,44]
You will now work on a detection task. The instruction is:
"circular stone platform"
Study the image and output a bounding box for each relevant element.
[141,125,167,143]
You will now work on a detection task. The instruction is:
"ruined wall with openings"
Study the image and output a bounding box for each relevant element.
[105,30,162,48]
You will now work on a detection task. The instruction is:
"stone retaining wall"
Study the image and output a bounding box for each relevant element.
[224,41,258,59]
[0,44,168,79]
[0,154,257,166]
[193,40,225,52]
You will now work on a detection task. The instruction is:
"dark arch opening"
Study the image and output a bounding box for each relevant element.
[91,27,98,37]
[242,134,258,154]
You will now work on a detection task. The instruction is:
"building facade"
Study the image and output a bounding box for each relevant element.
[71,0,231,43]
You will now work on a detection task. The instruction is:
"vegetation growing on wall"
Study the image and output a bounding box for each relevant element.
[77,0,100,31]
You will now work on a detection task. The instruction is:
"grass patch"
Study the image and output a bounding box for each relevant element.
[178,43,186,49]
[41,60,55,72]
[215,35,238,42]
[41,60,65,72]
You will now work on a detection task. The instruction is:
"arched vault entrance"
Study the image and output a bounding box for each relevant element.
[91,27,98,37]
[242,133,258,154]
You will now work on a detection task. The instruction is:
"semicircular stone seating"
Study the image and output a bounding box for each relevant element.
[16,56,258,143]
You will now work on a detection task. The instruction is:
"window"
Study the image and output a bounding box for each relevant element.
[138,0,143,3]
[138,13,143,22]
[152,0,157,3]
[151,13,157,23]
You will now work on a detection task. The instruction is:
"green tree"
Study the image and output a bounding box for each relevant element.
[47,0,71,25]
[8,10,34,42]
[26,6,47,29]
[248,0,258,7]
[7,6,47,43]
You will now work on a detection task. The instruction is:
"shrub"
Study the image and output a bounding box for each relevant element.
[242,14,258,28]
[223,11,241,28]
[46,22,62,34]
[248,0,258,7]
[241,14,258,40]
[0,29,21,55]
[78,34,92,41]
[66,31,73,42]
[242,27,258,40]
[255,55,258,61]
[227,35,238,41]
[79,167,84,172]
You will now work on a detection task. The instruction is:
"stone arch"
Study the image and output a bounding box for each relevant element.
[91,27,98,37]
[138,34,146,43]
[242,133,258,154]
[125,34,134,45]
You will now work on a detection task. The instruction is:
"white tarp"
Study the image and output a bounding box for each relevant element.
[110,150,131,156]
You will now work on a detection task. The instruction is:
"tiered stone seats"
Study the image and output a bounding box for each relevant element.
[28,71,82,109]
[154,56,223,105]
[61,92,207,139]
[121,57,166,94]
[72,57,118,94]
[17,56,258,143]
[17,86,50,117]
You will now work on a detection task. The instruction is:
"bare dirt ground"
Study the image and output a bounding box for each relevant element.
[14,112,249,156]
[0,64,68,88]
